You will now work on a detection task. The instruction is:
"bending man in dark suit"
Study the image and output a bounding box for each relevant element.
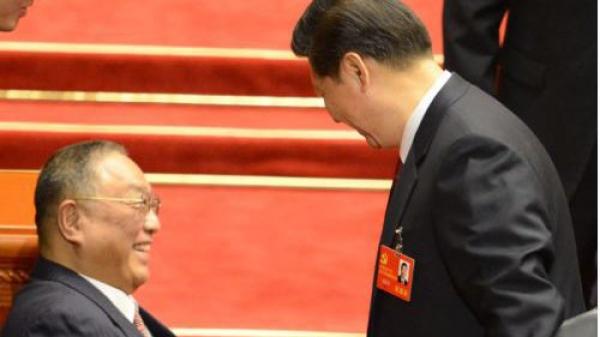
[443,0,597,307]
[291,1,585,336]
[2,140,175,337]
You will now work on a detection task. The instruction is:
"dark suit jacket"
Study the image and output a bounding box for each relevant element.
[1,257,175,337]
[442,0,597,199]
[366,74,585,337]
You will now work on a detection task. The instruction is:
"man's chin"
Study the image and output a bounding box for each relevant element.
[365,137,382,149]
[0,22,18,32]
[131,271,149,291]
[130,262,150,290]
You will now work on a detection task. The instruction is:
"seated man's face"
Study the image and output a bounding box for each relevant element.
[77,152,161,293]
[0,0,33,31]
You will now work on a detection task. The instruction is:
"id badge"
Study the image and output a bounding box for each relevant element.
[376,245,415,302]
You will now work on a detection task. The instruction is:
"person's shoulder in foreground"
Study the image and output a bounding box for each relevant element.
[0,0,34,31]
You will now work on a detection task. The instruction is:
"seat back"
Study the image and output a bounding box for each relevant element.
[0,171,38,325]
[556,308,598,337]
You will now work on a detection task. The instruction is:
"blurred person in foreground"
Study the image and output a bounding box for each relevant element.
[0,0,34,31]
[1,140,175,337]
[291,1,585,336]
[443,0,597,309]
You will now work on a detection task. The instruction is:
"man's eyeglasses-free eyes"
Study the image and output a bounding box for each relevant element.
[73,194,161,215]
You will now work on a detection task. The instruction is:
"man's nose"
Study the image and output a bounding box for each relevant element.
[144,211,161,234]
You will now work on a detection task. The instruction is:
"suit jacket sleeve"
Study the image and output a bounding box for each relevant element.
[433,136,565,337]
[442,0,507,95]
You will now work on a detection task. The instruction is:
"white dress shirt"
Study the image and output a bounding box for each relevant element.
[400,70,452,163]
[80,274,137,323]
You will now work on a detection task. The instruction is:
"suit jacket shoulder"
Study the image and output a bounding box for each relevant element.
[367,75,584,337]
[3,278,119,337]
[2,257,175,337]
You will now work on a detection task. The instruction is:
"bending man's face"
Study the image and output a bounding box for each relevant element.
[0,0,33,31]
[312,72,385,149]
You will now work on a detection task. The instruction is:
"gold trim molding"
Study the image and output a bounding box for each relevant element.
[171,328,364,337]
[0,170,391,191]
[0,121,360,140]
[0,42,300,60]
[0,41,444,64]
[0,90,324,108]
[0,225,36,231]
[145,173,391,191]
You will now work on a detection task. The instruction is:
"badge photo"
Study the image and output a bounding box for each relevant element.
[376,245,415,302]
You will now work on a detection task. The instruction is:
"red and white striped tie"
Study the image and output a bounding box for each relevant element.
[133,309,151,337]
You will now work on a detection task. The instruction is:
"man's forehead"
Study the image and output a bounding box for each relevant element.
[96,171,152,195]
[125,183,152,193]
[93,153,150,191]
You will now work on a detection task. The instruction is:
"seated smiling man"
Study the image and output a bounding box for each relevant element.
[2,140,174,337]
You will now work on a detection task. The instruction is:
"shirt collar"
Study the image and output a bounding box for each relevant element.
[80,273,137,323]
[400,70,452,163]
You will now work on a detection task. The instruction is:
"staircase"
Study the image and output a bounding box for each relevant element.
[0,0,443,332]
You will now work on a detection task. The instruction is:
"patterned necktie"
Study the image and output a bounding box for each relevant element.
[133,308,151,337]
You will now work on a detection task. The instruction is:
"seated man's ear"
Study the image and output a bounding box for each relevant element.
[57,200,84,244]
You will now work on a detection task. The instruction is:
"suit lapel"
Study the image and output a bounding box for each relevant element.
[31,257,143,337]
[380,152,418,247]
[379,73,470,247]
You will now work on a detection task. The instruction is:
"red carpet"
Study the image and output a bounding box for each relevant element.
[0,0,443,96]
[0,101,341,129]
[0,0,442,332]
[136,184,387,331]
[0,99,398,177]
[0,51,315,96]
[0,128,397,178]
[1,0,443,52]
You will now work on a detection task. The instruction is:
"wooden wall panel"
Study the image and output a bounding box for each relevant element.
[0,171,38,325]
[0,228,37,326]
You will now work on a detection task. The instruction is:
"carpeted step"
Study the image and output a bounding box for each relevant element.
[0,43,444,97]
[3,0,442,51]
[0,99,398,178]
[0,122,397,179]
[0,43,315,97]
[0,0,444,101]
[0,100,335,128]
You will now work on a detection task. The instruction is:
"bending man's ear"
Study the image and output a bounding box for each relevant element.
[340,52,371,92]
